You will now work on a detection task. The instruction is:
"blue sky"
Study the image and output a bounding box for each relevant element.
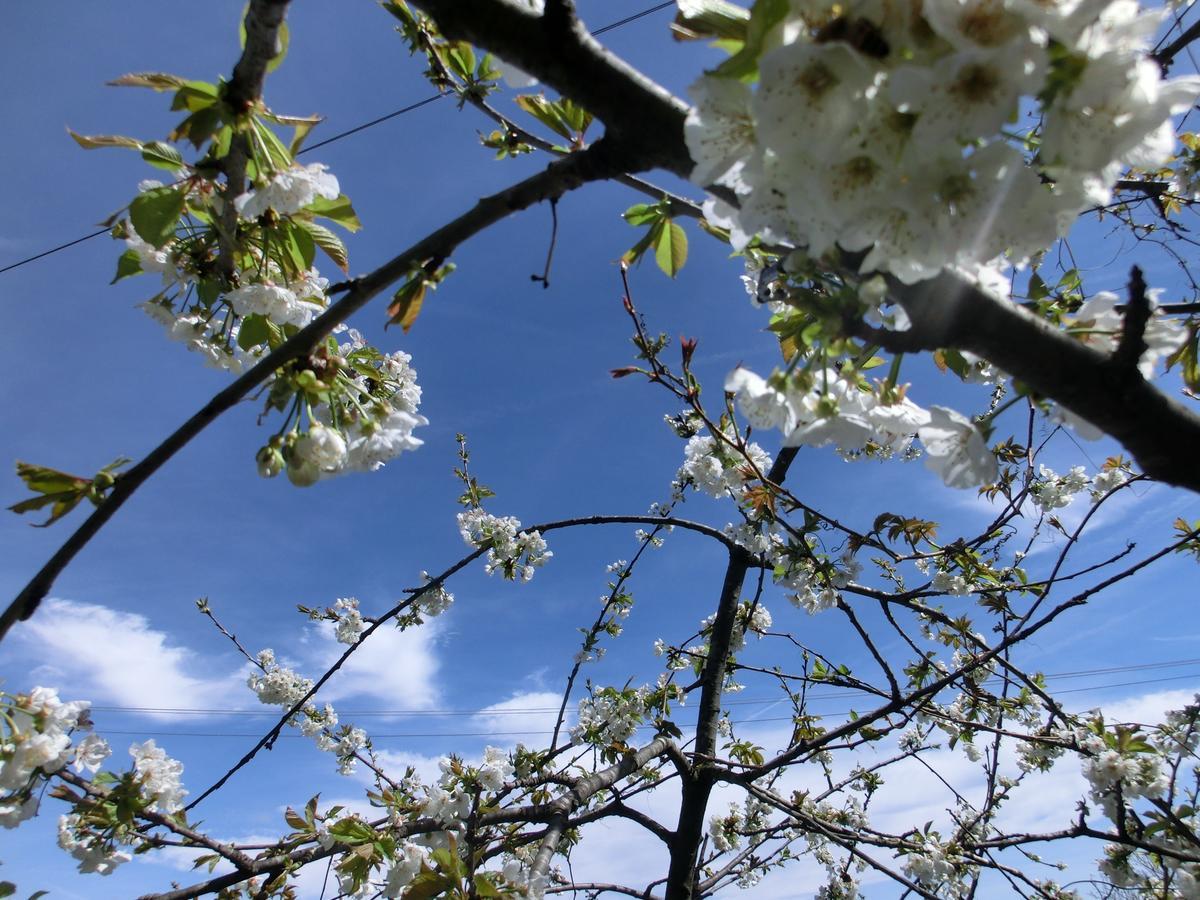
[2,2,1200,896]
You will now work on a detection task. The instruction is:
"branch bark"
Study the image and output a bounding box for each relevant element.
[409,0,690,176]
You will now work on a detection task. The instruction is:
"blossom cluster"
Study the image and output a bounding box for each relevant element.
[457,508,553,581]
[726,367,999,488]
[1,688,96,829]
[89,79,433,488]
[571,685,650,746]
[263,340,428,487]
[676,432,771,498]
[901,835,973,898]
[686,0,1200,285]
[247,649,358,772]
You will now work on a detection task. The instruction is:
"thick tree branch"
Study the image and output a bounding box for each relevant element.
[409,0,691,176]
[883,269,1200,492]
[664,448,798,900]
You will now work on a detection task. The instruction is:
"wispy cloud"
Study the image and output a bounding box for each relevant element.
[13,598,246,718]
[309,620,444,711]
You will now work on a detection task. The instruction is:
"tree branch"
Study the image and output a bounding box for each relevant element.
[883,269,1200,492]
[409,0,691,176]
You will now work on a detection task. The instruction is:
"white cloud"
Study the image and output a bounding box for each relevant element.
[472,690,567,744]
[311,620,442,711]
[14,598,246,717]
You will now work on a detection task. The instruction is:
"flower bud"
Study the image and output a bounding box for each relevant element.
[286,460,322,487]
[256,445,284,478]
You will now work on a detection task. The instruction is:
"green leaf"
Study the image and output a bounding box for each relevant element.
[171,106,223,148]
[327,817,376,845]
[297,219,349,273]
[713,0,788,79]
[278,221,315,273]
[514,93,589,143]
[0,884,12,899]
[111,249,143,284]
[473,874,504,898]
[1027,271,1049,300]
[67,130,142,151]
[141,140,186,172]
[129,186,186,249]
[169,80,221,113]
[622,203,660,226]
[654,220,688,278]
[252,119,294,170]
[444,42,477,80]
[306,195,362,232]
[621,227,657,268]
[238,314,270,350]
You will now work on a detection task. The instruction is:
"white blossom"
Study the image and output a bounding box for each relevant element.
[130,740,187,812]
[917,406,997,488]
[234,162,340,219]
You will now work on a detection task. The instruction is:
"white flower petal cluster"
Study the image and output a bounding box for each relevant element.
[571,687,648,746]
[774,543,860,614]
[72,733,111,775]
[1030,464,1090,511]
[500,858,547,899]
[234,162,340,219]
[140,301,265,374]
[476,746,514,793]
[226,277,324,328]
[1090,466,1130,499]
[917,406,998,488]
[288,423,349,486]
[687,0,1200,284]
[332,597,366,645]
[726,367,957,472]
[1,692,85,789]
[903,837,972,897]
[676,431,772,498]
[1,687,91,802]
[129,740,187,813]
[58,813,131,875]
[124,220,176,281]
[416,571,455,617]
[1076,726,1168,818]
[1067,290,1188,379]
[248,648,314,708]
[318,726,368,775]
[383,841,433,897]
[457,509,553,581]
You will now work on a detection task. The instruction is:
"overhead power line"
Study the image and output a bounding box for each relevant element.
[86,656,1200,719]
[0,2,676,276]
[87,672,1200,741]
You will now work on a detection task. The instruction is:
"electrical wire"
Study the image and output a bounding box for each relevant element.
[0,2,677,276]
[85,672,1200,740]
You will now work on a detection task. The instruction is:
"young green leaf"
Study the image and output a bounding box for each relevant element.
[111,249,143,284]
[141,141,186,172]
[306,195,362,232]
[297,219,350,272]
[654,220,688,278]
[129,186,186,249]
